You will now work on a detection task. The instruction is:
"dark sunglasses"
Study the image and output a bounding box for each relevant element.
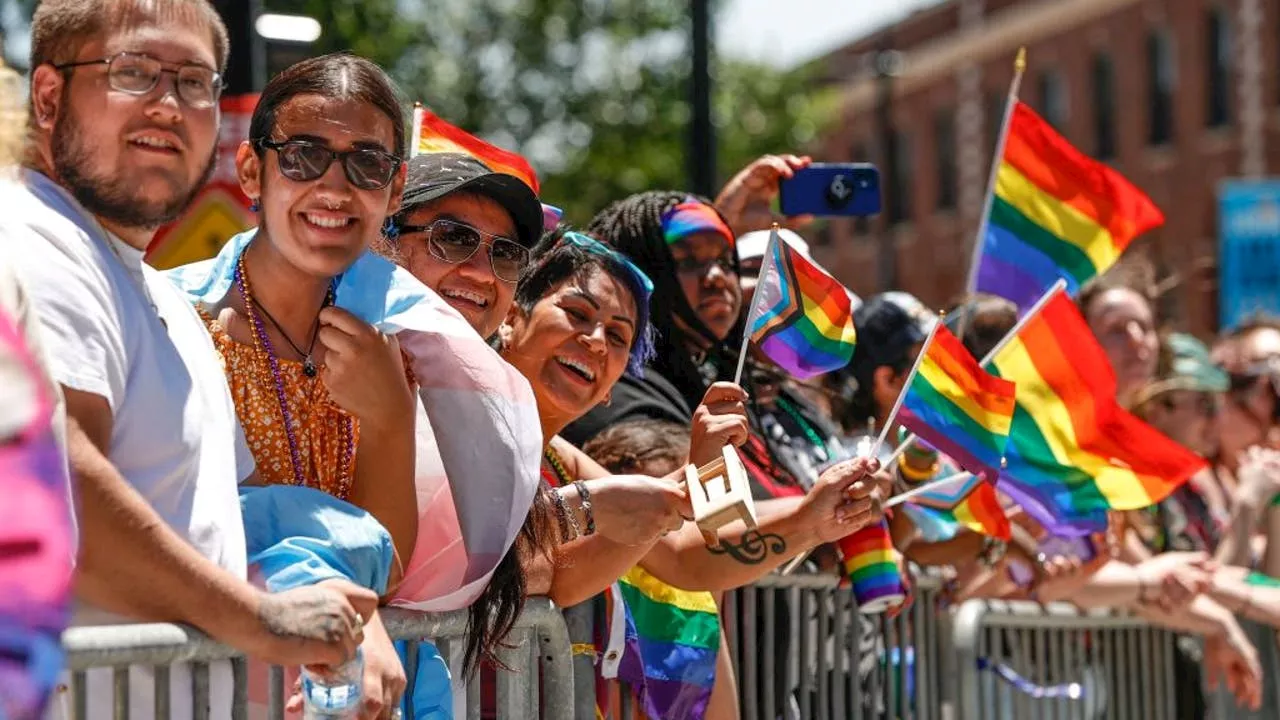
[255,138,402,191]
[395,219,531,283]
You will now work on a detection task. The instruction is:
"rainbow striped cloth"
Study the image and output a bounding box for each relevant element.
[745,228,860,379]
[989,291,1205,535]
[614,565,719,720]
[411,105,541,193]
[976,101,1164,310]
[900,324,1017,482]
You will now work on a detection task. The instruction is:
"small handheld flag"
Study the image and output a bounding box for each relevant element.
[990,290,1204,534]
[970,101,1164,310]
[410,103,541,194]
[740,227,860,382]
[898,325,1017,481]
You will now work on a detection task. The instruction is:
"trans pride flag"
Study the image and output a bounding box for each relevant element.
[974,102,1163,310]
[744,228,860,379]
[168,230,543,613]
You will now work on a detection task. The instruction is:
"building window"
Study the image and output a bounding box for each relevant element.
[1037,70,1069,131]
[987,91,1005,161]
[1091,54,1116,160]
[934,110,957,211]
[888,130,913,225]
[1147,29,1176,145]
[1206,7,1232,127]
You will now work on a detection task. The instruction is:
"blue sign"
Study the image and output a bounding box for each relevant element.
[1219,180,1280,330]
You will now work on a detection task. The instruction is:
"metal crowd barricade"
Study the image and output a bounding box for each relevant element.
[721,570,946,720]
[951,598,1180,720]
[60,597,573,720]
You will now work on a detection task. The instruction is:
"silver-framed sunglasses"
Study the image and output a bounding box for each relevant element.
[395,219,531,283]
[53,52,224,109]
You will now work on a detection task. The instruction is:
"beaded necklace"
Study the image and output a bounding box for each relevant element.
[543,446,574,487]
[774,395,829,463]
[234,253,354,494]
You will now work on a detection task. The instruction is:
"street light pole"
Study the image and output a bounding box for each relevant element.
[690,0,716,198]
[213,0,266,93]
[875,38,901,291]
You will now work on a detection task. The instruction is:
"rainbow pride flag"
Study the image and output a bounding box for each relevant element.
[745,229,860,379]
[905,471,1012,541]
[615,565,719,720]
[976,102,1164,310]
[990,291,1205,535]
[411,105,541,193]
[899,325,1016,481]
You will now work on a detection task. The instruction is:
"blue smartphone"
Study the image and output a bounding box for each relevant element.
[779,163,882,217]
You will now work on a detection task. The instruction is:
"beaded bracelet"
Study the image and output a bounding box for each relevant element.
[574,480,596,536]
[549,487,576,541]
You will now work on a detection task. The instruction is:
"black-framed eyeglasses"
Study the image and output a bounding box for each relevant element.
[54,52,223,109]
[255,138,403,191]
[395,219,531,283]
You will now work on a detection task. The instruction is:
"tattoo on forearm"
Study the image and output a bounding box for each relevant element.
[707,529,787,564]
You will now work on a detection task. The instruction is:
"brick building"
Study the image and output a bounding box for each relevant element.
[805,0,1280,336]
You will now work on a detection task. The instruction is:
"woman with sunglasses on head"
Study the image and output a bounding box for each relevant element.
[494,229,883,720]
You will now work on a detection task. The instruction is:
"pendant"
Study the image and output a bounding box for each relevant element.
[303,357,318,377]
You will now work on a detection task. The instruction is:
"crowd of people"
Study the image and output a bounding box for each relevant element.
[4,1,1280,720]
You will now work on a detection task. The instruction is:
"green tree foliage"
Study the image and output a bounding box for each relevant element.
[274,0,835,224]
[4,0,836,224]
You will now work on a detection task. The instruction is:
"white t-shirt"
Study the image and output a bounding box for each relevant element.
[1,171,252,720]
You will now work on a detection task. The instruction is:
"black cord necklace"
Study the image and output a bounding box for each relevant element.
[251,289,334,377]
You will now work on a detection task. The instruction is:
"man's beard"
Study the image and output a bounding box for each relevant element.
[51,104,217,231]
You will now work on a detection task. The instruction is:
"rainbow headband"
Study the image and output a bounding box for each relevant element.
[661,199,734,247]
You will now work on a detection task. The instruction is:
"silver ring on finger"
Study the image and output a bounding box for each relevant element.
[391,708,404,720]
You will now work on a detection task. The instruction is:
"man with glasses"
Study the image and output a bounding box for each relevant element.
[385,152,543,339]
[2,2,374,717]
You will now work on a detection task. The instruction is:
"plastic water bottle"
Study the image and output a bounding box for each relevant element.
[301,647,363,719]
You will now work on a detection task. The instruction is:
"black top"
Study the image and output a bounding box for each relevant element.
[561,369,693,449]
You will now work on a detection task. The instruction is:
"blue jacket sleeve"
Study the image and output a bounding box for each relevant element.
[240,485,395,594]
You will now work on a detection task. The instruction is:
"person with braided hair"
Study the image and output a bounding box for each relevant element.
[563,190,858,502]
[561,184,892,720]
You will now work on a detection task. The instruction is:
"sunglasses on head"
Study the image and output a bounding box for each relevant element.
[256,138,402,191]
[395,218,531,283]
[560,232,655,298]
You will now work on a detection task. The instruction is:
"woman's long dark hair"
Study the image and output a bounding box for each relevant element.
[586,191,742,408]
[473,227,656,674]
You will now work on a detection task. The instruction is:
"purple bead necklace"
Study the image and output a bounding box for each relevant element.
[234,253,354,493]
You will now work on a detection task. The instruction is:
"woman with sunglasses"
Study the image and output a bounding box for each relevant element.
[168,53,416,716]
[380,152,545,340]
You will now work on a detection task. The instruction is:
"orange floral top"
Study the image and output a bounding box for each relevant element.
[204,313,361,500]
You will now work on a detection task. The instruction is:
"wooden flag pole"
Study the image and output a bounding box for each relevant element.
[733,225,781,386]
[869,315,942,460]
[962,47,1028,299]
[409,102,425,159]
